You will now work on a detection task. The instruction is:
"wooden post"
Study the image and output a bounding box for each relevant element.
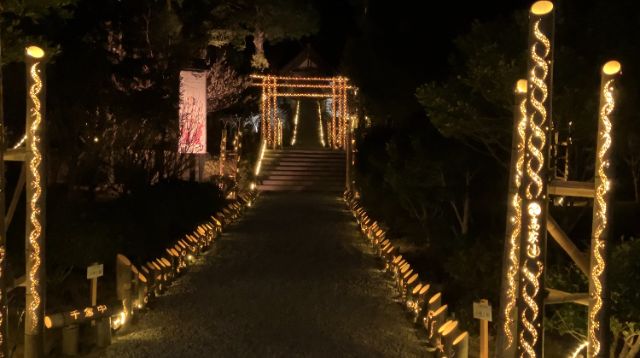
[25,45,47,358]
[345,90,351,191]
[331,80,337,149]
[517,2,554,357]
[0,25,8,357]
[90,271,98,307]
[116,254,132,326]
[260,78,267,145]
[480,313,489,358]
[587,60,621,358]
[497,79,528,358]
[61,325,79,356]
[95,318,111,348]
[219,130,227,177]
[454,331,470,358]
[474,299,492,358]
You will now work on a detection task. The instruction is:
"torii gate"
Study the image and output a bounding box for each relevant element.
[250,74,357,190]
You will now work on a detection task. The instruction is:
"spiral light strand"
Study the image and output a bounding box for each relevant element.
[519,16,551,358]
[504,92,528,348]
[28,62,44,333]
[588,78,615,357]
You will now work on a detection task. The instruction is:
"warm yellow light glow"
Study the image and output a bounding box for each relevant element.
[588,73,616,356]
[254,140,267,176]
[44,316,52,329]
[111,311,127,330]
[428,292,441,304]
[261,78,267,145]
[27,60,44,334]
[26,46,45,59]
[519,16,551,358]
[516,79,528,94]
[453,331,469,345]
[12,134,27,149]
[503,81,527,349]
[291,100,300,146]
[531,1,553,15]
[602,61,621,75]
[317,101,326,147]
[275,93,331,98]
[251,74,344,82]
[570,341,588,358]
[253,83,354,89]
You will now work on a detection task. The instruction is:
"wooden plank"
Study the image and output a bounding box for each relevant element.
[547,216,590,276]
[3,148,27,161]
[548,180,594,198]
[545,288,589,306]
[5,164,26,228]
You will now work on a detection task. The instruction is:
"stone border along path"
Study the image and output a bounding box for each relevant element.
[94,192,425,357]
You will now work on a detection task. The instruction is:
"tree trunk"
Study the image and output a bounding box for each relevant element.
[625,335,640,358]
[461,171,471,236]
[251,30,268,70]
[632,167,639,203]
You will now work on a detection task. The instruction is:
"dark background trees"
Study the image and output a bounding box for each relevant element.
[3,0,640,353]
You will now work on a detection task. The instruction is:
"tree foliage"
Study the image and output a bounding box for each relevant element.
[209,0,319,69]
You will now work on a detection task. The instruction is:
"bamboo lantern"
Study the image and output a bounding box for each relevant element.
[587,60,621,358]
[517,2,554,357]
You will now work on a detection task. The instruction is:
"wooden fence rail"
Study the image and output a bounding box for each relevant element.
[43,190,257,356]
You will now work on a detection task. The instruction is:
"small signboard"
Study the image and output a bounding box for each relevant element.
[473,300,493,322]
[87,264,104,280]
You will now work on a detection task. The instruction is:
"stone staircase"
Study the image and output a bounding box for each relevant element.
[258,149,345,192]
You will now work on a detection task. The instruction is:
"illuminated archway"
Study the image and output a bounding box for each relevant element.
[250,75,353,150]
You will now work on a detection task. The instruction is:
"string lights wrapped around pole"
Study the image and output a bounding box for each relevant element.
[25,45,47,358]
[587,60,620,358]
[339,78,347,150]
[260,78,267,145]
[332,80,338,149]
[517,2,554,357]
[497,79,528,358]
[272,76,279,149]
[264,76,272,148]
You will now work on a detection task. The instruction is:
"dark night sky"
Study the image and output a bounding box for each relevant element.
[266,0,531,120]
[269,0,530,85]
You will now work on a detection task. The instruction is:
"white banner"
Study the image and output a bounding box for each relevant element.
[179,70,207,153]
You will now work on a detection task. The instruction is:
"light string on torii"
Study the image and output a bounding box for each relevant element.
[251,74,352,150]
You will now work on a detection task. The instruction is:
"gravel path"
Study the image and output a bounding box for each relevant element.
[97,192,425,357]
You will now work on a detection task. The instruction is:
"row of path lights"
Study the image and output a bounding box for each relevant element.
[344,190,470,357]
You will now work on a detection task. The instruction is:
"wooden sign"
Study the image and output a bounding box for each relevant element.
[87,263,104,280]
[473,300,492,322]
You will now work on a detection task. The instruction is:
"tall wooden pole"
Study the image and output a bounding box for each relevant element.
[587,60,620,358]
[271,77,278,149]
[260,78,267,145]
[345,94,351,192]
[265,77,272,148]
[331,80,337,149]
[497,79,528,358]
[517,2,554,357]
[0,25,9,358]
[25,45,47,358]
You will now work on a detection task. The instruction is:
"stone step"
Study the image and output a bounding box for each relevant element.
[262,177,343,184]
[268,149,343,155]
[262,156,344,161]
[258,184,344,192]
[265,162,344,167]
[269,170,344,178]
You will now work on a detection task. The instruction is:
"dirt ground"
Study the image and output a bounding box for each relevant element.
[93,192,426,357]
